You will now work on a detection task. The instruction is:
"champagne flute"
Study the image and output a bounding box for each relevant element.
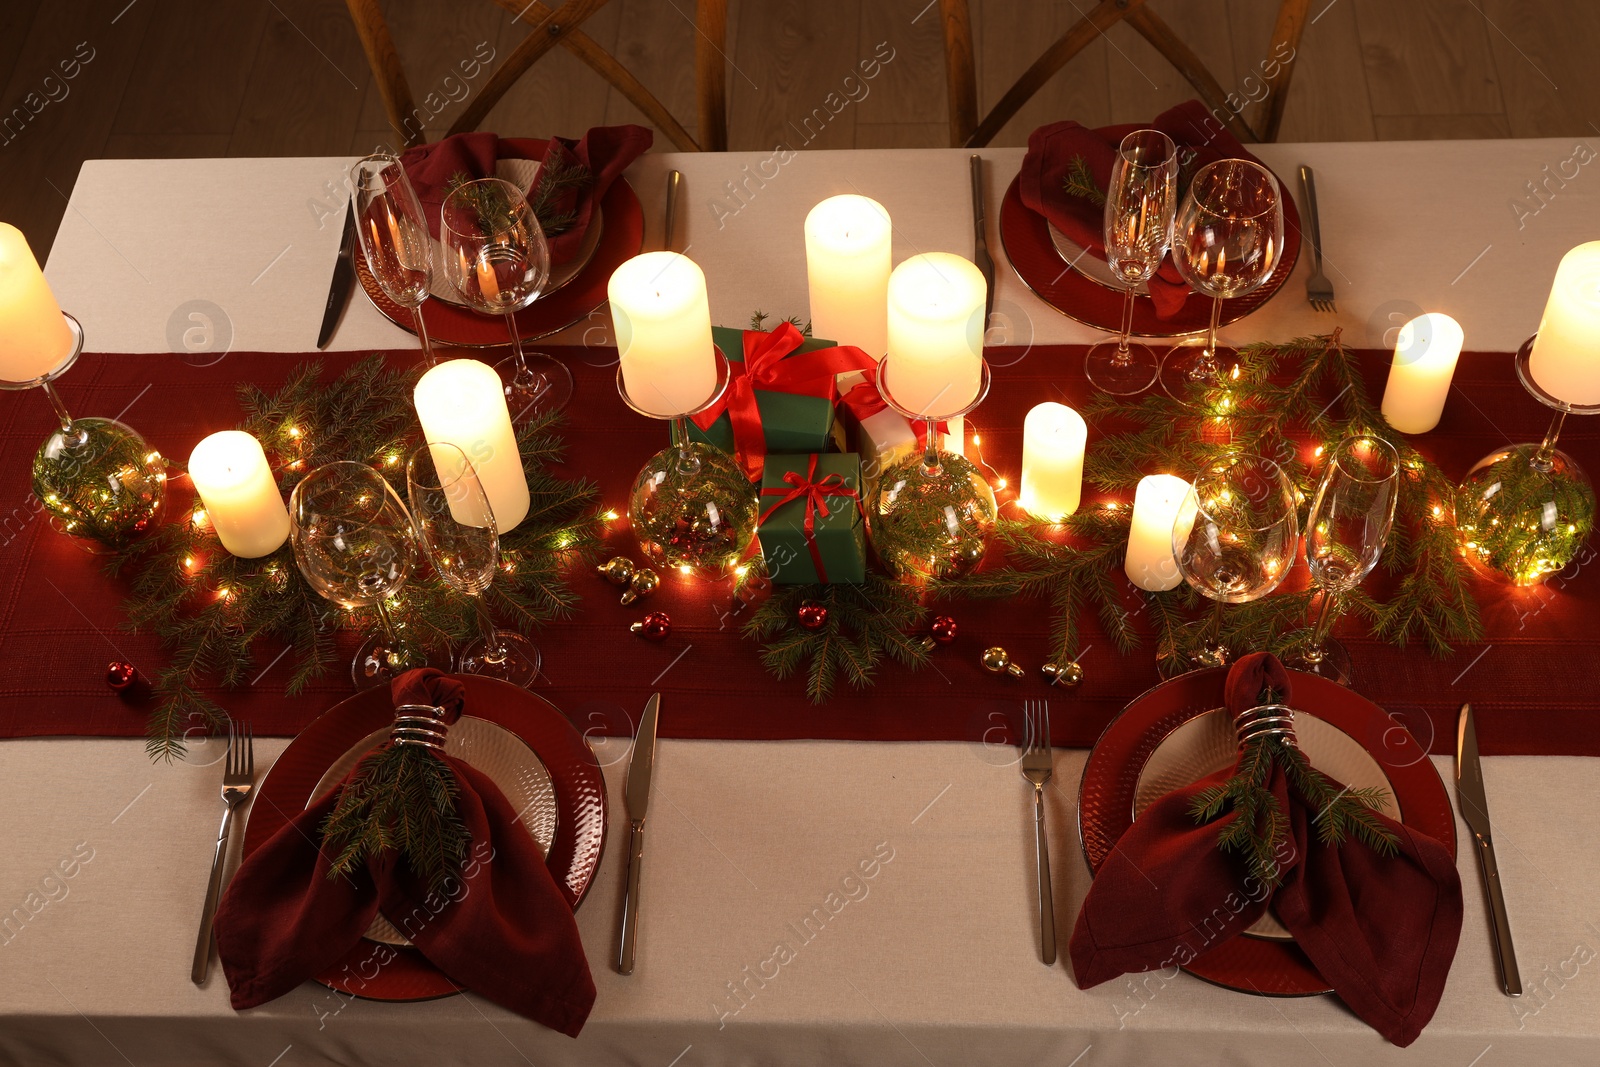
[289,461,433,689]
[351,154,436,364]
[1161,159,1284,400]
[1171,454,1300,673]
[1084,129,1177,396]
[1288,435,1401,683]
[440,177,574,422]
[407,442,541,688]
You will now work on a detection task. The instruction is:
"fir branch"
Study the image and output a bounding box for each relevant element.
[1062,154,1106,207]
[748,310,813,336]
[320,743,470,895]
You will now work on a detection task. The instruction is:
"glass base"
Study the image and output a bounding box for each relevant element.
[458,630,541,688]
[1456,441,1596,585]
[1284,637,1354,685]
[1159,337,1237,402]
[869,451,997,581]
[629,441,758,579]
[352,635,450,690]
[33,417,166,550]
[495,353,573,422]
[1085,339,1160,395]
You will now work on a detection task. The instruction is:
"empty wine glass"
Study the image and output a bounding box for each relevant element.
[289,461,433,688]
[440,177,574,422]
[351,154,436,364]
[407,442,541,688]
[1161,159,1284,400]
[1171,454,1300,673]
[1085,129,1177,396]
[1288,435,1401,684]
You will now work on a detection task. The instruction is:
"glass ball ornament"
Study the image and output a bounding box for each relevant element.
[869,450,996,581]
[33,417,166,551]
[1455,443,1595,586]
[628,441,758,579]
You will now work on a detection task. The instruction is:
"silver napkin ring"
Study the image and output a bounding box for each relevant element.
[391,704,450,750]
[1234,701,1298,750]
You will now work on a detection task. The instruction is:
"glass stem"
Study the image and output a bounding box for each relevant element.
[372,597,402,665]
[410,305,435,366]
[504,311,529,374]
[40,380,75,435]
[670,414,701,476]
[1305,586,1341,659]
[1113,286,1136,365]
[1210,594,1227,651]
[473,593,507,663]
[1202,293,1223,376]
[1531,410,1566,474]
[920,416,942,477]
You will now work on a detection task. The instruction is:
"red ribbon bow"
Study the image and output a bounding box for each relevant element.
[691,323,876,480]
[758,454,863,583]
[837,365,949,448]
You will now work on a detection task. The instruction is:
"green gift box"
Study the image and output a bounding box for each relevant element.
[686,326,847,462]
[758,452,866,585]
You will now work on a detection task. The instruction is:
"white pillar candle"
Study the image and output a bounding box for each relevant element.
[0,223,74,383]
[1020,403,1087,521]
[188,431,291,559]
[805,194,891,358]
[1529,242,1600,406]
[414,359,529,532]
[1125,474,1192,592]
[608,251,716,417]
[1380,312,1464,434]
[884,252,986,417]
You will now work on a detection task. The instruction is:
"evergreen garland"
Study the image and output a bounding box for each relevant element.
[110,358,607,761]
[321,742,468,895]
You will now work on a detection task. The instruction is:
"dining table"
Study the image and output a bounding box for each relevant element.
[3,136,1599,1067]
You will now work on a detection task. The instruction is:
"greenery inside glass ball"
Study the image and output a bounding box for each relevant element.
[869,451,996,581]
[628,442,757,578]
[1455,442,1595,586]
[32,417,166,550]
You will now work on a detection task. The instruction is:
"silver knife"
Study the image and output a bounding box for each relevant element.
[663,170,683,254]
[617,692,661,975]
[1456,702,1522,996]
[316,201,357,349]
[970,153,995,327]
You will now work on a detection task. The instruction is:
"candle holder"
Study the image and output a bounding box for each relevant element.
[0,313,166,550]
[617,348,758,579]
[868,356,996,580]
[1455,334,1598,585]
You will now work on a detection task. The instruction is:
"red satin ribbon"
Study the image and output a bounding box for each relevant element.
[691,323,876,480]
[837,365,949,447]
[757,454,863,583]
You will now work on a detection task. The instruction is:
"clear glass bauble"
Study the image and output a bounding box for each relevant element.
[628,442,758,579]
[32,417,166,551]
[869,450,996,581]
[1455,442,1595,586]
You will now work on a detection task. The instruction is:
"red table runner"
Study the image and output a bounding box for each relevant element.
[0,345,1594,756]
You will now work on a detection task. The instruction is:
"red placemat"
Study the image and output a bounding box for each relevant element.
[0,345,1595,755]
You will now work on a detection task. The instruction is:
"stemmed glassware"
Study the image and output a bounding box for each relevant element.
[1161,159,1284,400]
[289,461,432,689]
[351,154,436,364]
[1085,129,1177,396]
[1170,454,1300,673]
[406,442,541,688]
[1288,435,1401,683]
[440,177,574,421]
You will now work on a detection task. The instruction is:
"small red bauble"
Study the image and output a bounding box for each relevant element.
[929,615,958,644]
[797,602,828,630]
[630,611,672,641]
[106,661,137,690]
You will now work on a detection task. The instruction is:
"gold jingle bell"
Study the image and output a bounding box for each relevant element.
[598,556,636,586]
[621,566,660,605]
[981,646,1025,678]
[1042,661,1084,688]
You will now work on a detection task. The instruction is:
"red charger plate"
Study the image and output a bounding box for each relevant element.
[1000,152,1302,337]
[356,137,643,348]
[241,675,608,1001]
[1078,667,1455,996]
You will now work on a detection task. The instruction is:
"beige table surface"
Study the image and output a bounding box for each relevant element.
[3,140,1597,1066]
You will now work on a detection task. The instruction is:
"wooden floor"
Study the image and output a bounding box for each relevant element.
[1,0,1595,257]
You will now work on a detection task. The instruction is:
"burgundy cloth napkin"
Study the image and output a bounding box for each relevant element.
[1017,99,1267,319]
[214,669,596,1037]
[400,126,652,264]
[1069,653,1463,1047]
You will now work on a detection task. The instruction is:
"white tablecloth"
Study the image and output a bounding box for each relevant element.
[3,140,1598,1066]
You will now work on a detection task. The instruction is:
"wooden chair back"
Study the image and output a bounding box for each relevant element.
[345,0,729,150]
[937,0,1310,147]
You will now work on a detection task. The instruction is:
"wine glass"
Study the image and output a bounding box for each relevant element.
[1171,454,1299,673]
[1161,159,1284,400]
[1084,129,1177,396]
[1288,435,1401,683]
[289,461,433,689]
[406,442,541,688]
[440,177,574,422]
[351,154,436,364]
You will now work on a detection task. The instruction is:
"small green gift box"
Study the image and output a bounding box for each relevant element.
[757,452,866,585]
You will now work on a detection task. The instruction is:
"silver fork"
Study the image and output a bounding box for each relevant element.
[1019,701,1057,965]
[1299,164,1335,312]
[192,719,254,984]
